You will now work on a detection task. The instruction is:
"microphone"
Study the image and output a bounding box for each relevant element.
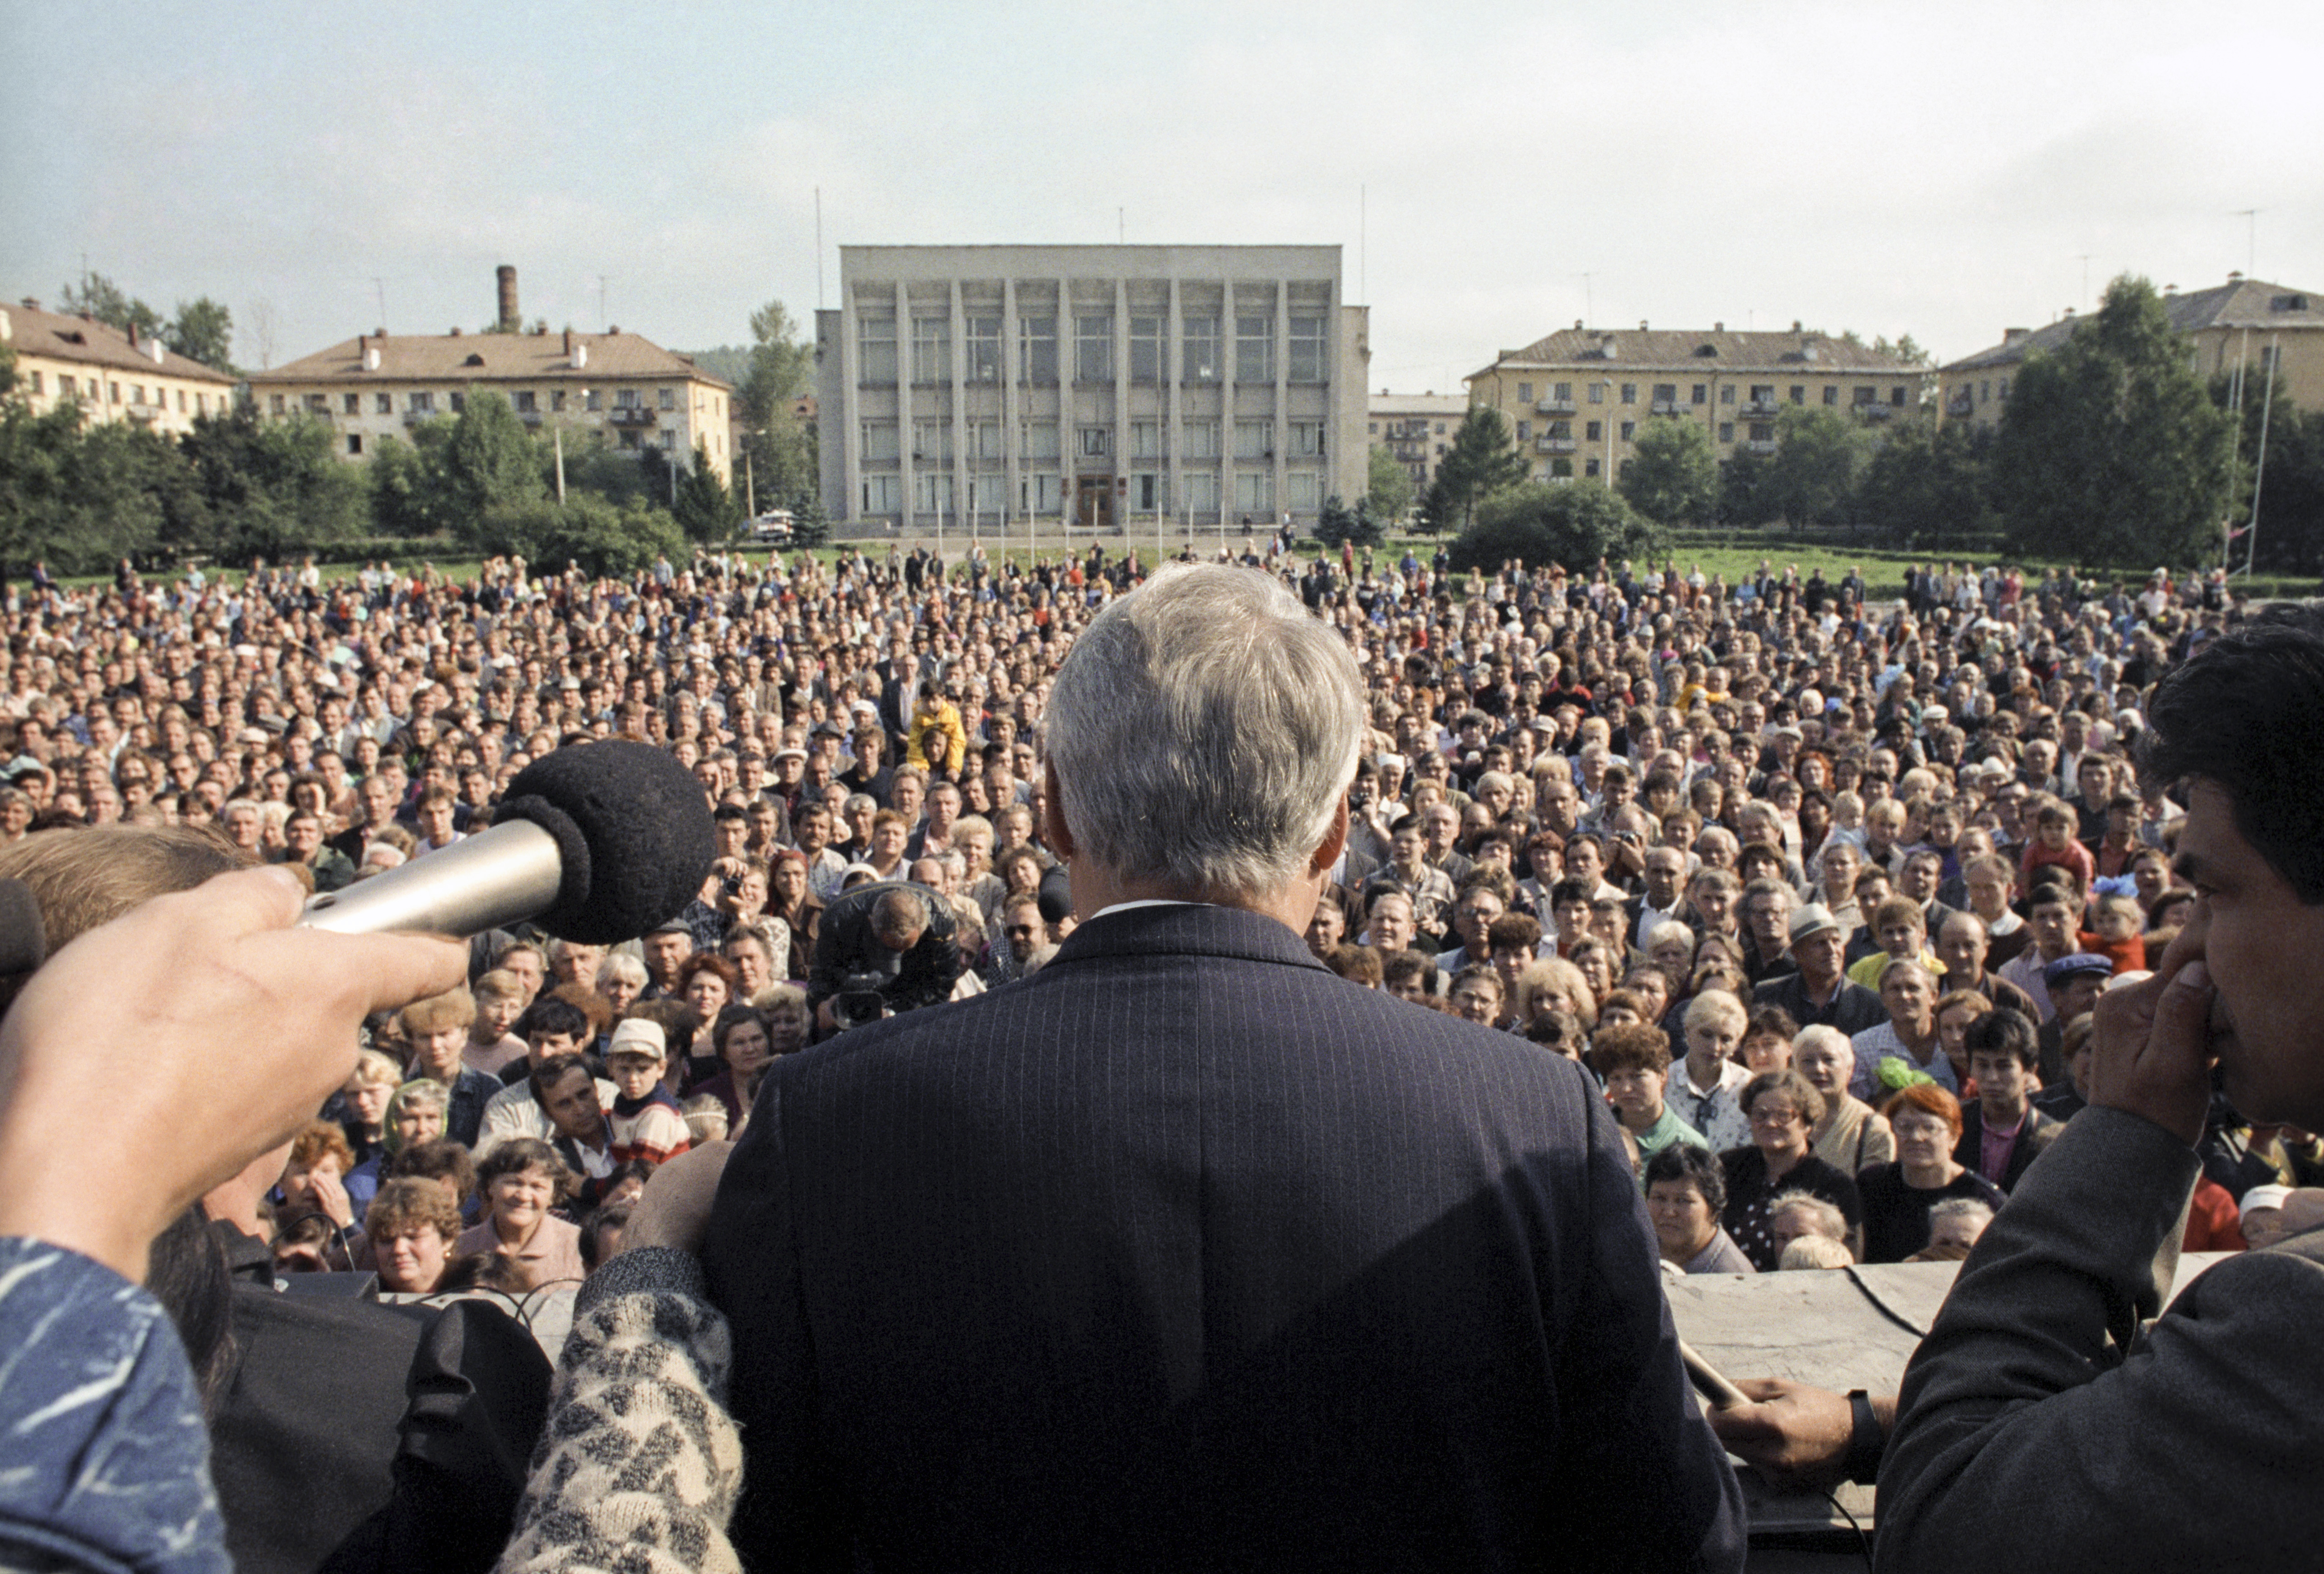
[299,741,715,944]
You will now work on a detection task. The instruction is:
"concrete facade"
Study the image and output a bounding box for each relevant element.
[816,245,1368,532]
[1,298,238,437]
[1940,274,2324,431]
[1467,323,1926,484]
[1367,391,1468,497]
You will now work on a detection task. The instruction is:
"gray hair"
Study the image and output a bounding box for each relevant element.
[1045,564,1363,898]
[1928,1197,1995,1229]
[1769,1189,1849,1243]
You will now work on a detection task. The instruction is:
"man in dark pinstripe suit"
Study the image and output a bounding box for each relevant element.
[704,564,1745,1572]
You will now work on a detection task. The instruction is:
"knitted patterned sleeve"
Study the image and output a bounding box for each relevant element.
[494,1247,744,1574]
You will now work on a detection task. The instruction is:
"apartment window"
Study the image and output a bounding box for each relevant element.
[1980,381,1991,403]
[408,392,433,413]
[618,429,641,449]
[1619,421,1635,441]
[1020,420,1060,461]
[511,390,536,413]
[1234,470,1274,512]
[1584,458,1600,477]
[347,434,363,455]
[1368,421,1378,435]
[172,388,184,412]
[376,392,393,414]
[1078,426,1109,458]
[1549,420,1572,439]
[1750,384,1774,406]
[448,392,466,413]
[108,382,121,403]
[1585,420,1602,442]
[1235,419,1272,460]
[914,472,954,515]
[860,421,900,462]
[305,394,327,413]
[1289,421,1324,458]
[1692,384,1708,405]
[27,371,41,396]
[1721,384,1736,404]
[1129,316,1163,383]
[2000,377,2013,401]
[1789,385,1806,404]
[1550,458,1573,478]
[1891,387,1907,408]
[651,386,671,410]
[341,391,361,415]
[614,388,642,409]
[1436,423,1447,433]
[1130,473,1163,512]
[965,316,1001,382]
[1129,420,1161,459]
[972,420,1003,461]
[550,391,566,413]
[1019,316,1058,383]
[1853,386,1877,406]
[912,316,951,384]
[55,375,72,398]
[1516,421,1532,442]
[1823,385,1839,406]
[658,429,675,450]
[1750,423,1775,442]
[1517,382,1533,404]
[1235,315,1274,382]
[862,474,903,514]
[1555,381,1572,401]
[1588,384,1604,404]
[1181,420,1220,458]
[1620,383,1636,404]
[912,420,953,463]
[1285,471,1320,510]
[1182,315,1220,382]
[1718,423,1735,443]
[1288,316,1325,382]
[1653,384,1677,408]
[1075,315,1113,382]
[1021,471,1062,513]
[1183,470,1220,511]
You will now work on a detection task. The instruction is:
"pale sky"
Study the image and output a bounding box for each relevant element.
[5,0,2319,388]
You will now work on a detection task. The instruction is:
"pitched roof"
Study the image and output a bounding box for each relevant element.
[0,300,237,384]
[246,328,730,388]
[1940,275,2324,373]
[1473,325,1921,382]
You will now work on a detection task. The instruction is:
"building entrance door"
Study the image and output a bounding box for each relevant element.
[1074,476,1113,531]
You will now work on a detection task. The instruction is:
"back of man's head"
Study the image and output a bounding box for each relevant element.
[1045,564,1362,899]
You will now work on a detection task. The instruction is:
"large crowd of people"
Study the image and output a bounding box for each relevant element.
[1,533,2318,1566]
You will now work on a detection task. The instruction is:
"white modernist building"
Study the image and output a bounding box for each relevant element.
[816,245,1369,536]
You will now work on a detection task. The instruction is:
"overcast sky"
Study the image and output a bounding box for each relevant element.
[5,0,2318,389]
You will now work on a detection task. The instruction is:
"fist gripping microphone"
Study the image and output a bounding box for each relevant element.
[300,741,716,943]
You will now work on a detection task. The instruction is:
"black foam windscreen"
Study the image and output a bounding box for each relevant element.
[497,742,715,943]
[0,877,46,977]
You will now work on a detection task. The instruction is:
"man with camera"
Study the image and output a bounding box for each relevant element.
[804,879,961,1033]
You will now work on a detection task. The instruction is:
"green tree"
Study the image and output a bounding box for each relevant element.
[1450,481,1658,573]
[0,400,174,574]
[674,446,743,542]
[735,300,819,514]
[1857,417,1995,550]
[441,392,545,534]
[1993,274,2236,568]
[1418,406,1526,534]
[788,492,831,549]
[1313,495,1385,551]
[1619,417,1718,527]
[472,493,689,579]
[164,298,236,373]
[58,273,162,340]
[368,426,456,539]
[1761,406,1869,526]
[1717,445,1773,525]
[175,406,367,560]
[1366,443,1415,523]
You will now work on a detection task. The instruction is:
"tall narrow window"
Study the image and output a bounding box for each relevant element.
[1129,316,1163,383]
[964,316,1001,382]
[857,315,897,384]
[912,316,951,384]
[1288,316,1326,382]
[1236,316,1274,382]
[1182,316,1220,382]
[1075,316,1113,382]
[1018,316,1057,383]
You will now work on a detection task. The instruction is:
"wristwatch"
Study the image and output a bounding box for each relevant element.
[1844,1389,1884,1485]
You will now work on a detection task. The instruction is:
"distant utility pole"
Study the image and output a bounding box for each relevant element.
[374,277,387,328]
[2235,209,2261,277]
[2076,255,2091,310]
[599,277,608,330]
[815,187,825,311]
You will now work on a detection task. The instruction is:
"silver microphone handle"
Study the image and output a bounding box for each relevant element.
[298,819,564,937]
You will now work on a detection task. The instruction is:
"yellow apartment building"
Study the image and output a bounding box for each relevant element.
[1,297,239,436]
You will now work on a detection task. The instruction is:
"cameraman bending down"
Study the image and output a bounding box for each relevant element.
[807,880,961,1034]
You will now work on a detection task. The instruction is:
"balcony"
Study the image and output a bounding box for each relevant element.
[1741,400,1782,417]
[1649,400,1682,415]
[607,405,657,426]
[1535,398,1576,414]
[1743,438,1778,455]
[401,407,436,425]
[1537,437,1578,454]
[1946,396,1974,418]
[1857,403,1893,422]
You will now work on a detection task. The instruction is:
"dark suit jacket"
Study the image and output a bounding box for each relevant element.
[704,902,1744,1572]
[1954,1103,2063,1194]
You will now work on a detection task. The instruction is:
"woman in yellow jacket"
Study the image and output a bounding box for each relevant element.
[905,681,968,779]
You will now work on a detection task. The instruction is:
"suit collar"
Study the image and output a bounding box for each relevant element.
[1052,901,1328,973]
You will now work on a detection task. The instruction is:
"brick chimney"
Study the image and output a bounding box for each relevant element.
[496,265,519,333]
